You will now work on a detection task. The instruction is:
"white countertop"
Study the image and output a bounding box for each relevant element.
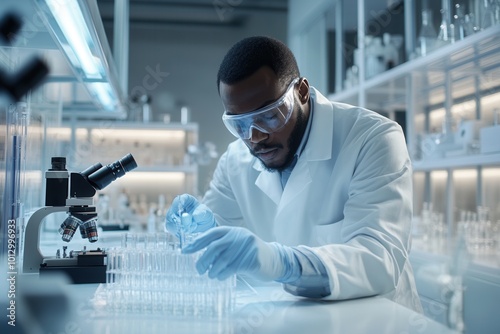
[15,230,459,334]
[17,278,458,334]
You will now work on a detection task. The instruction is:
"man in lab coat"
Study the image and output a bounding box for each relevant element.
[166,36,422,312]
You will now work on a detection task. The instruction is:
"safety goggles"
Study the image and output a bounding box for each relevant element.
[222,78,299,139]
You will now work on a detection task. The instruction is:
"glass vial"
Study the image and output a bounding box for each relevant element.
[454,3,467,40]
[418,9,438,56]
[479,0,496,30]
[437,6,454,46]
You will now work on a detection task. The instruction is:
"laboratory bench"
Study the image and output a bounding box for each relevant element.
[11,228,459,334]
[13,277,457,334]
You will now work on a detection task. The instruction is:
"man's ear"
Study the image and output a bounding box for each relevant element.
[297,77,310,103]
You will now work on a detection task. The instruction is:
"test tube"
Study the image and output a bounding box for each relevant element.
[176,196,186,249]
[180,212,192,249]
[102,231,236,317]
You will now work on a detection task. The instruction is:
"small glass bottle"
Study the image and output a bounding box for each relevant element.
[479,0,496,30]
[495,0,500,25]
[462,13,477,37]
[365,36,385,79]
[454,3,467,40]
[437,7,453,46]
[383,33,399,69]
[418,8,438,56]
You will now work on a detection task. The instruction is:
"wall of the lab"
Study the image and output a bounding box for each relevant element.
[288,0,333,30]
[102,11,287,196]
[287,0,333,94]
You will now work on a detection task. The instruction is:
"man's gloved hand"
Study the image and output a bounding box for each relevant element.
[165,194,216,236]
[182,226,299,282]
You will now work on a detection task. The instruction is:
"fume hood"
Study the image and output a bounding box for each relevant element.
[1,0,126,118]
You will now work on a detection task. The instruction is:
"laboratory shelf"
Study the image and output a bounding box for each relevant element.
[134,165,198,173]
[70,121,199,132]
[327,17,500,226]
[411,238,500,275]
[328,25,500,111]
[412,153,500,171]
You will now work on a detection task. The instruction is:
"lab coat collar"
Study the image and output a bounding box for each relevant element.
[254,87,334,205]
[303,87,333,161]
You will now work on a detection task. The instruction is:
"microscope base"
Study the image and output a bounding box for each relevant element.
[40,265,106,284]
[39,250,107,284]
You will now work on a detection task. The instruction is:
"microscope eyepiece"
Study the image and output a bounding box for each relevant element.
[119,153,137,173]
[88,153,138,190]
[50,157,67,171]
[46,157,69,206]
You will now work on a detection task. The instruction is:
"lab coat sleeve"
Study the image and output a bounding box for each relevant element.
[308,121,413,301]
[280,246,331,298]
[202,147,245,228]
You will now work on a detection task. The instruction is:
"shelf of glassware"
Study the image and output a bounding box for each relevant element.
[412,153,500,171]
[47,121,199,212]
[327,24,500,112]
[328,24,500,172]
[54,121,199,172]
[407,24,500,171]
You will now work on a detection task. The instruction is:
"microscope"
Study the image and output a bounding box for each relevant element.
[22,154,138,283]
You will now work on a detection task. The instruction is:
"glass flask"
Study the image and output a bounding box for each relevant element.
[418,8,438,56]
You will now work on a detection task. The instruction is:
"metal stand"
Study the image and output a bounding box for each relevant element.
[22,206,69,273]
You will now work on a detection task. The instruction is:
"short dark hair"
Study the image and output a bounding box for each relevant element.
[216,36,300,93]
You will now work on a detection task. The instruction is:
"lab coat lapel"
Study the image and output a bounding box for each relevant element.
[279,88,334,211]
[273,88,335,244]
[279,157,311,209]
[254,160,282,205]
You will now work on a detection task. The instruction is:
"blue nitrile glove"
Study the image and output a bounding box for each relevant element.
[182,226,301,282]
[165,194,216,236]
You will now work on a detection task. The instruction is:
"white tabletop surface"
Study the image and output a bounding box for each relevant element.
[43,280,457,334]
[19,230,459,334]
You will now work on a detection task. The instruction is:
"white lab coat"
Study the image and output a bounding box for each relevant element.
[203,87,422,312]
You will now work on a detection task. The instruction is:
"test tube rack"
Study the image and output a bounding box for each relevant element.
[93,232,236,318]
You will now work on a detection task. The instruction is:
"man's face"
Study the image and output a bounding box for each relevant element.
[220,66,309,172]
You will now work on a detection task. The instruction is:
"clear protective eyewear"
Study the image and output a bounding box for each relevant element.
[222,78,300,139]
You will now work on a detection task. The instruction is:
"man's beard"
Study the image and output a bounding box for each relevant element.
[255,104,308,173]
